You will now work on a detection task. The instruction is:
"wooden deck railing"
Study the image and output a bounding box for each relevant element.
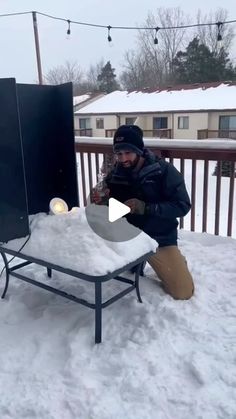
[198,129,236,140]
[75,137,236,238]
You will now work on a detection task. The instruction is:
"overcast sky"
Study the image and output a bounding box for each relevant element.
[0,0,235,84]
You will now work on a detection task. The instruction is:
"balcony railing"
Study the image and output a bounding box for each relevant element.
[198,129,236,140]
[75,137,236,238]
[105,129,172,139]
[74,128,92,137]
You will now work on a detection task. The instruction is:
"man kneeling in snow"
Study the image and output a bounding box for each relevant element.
[92,125,194,300]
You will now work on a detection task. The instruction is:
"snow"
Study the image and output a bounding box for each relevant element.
[76,136,236,150]
[75,84,236,114]
[1,213,236,418]
[73,94,91,106]
[3,208,157,275]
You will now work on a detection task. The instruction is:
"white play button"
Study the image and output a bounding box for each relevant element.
[86,194,141,241]
[108,198,131,222]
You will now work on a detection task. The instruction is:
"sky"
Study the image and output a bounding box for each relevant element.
[0,0,236,84]
[0,207,236,418]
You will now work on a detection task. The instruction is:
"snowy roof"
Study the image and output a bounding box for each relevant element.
[73,94,91,106]
[75,82,236,114]
[73,92,106,108]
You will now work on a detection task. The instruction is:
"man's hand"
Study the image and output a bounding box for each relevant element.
[124,198,145,215]
[91,188,110,205]
[91,190,102,204]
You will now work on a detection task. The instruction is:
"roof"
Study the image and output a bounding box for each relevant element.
[73,92,106,109]
[73,94,91,106]
[75,82,236,115]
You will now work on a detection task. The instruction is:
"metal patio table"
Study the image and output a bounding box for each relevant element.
[0,245,153,343]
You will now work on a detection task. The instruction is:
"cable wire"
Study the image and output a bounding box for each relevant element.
[0,10,235,32]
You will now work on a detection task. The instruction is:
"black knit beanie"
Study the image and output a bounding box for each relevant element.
[113,125,144,155]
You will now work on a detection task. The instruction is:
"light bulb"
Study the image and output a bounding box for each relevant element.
[49,198,68,215]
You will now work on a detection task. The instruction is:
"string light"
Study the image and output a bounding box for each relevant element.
[154,27,159,45]
[107,25,112,42]
[216,21,223,42]
[67,19,71,36]
[0,10,236,44]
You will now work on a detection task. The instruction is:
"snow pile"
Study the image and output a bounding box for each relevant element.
[0,229,236,419]
[3,208,157,275]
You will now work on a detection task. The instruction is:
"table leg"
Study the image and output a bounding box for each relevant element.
[95,281,102,344]
[0,252,10,299]
[135,264,142,303]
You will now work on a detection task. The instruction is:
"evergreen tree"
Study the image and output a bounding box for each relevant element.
[97,61,120,93]
[172,37,236,84]
[213,161,236,177]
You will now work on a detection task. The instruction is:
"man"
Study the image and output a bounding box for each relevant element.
[93,124,194,300]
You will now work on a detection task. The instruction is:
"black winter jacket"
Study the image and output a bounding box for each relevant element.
[105,149,191,247]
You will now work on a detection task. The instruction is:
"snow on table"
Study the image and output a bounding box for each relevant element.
[3,206,157,276]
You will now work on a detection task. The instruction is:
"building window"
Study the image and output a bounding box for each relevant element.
[219,116,236,130]
[125,117,136,125]
[153,117,168,129]
[96,118,104,129]
[178,116,189,129]
[79,118,90,129]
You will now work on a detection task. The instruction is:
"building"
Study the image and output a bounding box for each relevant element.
[73,92,105,135]
[74,82,236,139]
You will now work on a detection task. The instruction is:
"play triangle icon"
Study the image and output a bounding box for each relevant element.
[108,198,131,222]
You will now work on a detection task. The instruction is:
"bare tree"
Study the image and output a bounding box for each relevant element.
[74,59,106,94]
[142,8,190,80]
[44,61,83,86]
[196,8,235,56]
[120,51,151,90]
[84,59,105,91]
[120,7,189,89]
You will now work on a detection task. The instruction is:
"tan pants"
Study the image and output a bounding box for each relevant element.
[147,246,194,300]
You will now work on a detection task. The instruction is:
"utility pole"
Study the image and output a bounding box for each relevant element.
[32,11,43,84]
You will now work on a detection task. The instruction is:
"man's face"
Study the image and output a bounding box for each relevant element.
[115,150,139,168]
